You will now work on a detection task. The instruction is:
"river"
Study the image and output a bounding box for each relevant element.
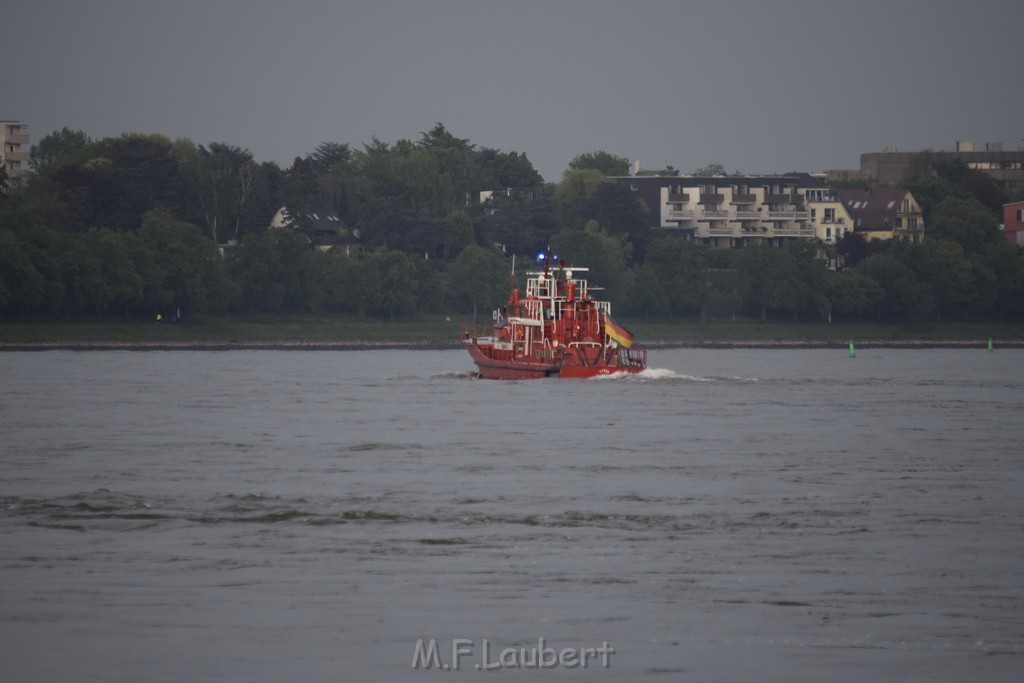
[1,348,1022,681]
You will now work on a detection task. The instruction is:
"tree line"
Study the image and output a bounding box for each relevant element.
[1,124,1022,323]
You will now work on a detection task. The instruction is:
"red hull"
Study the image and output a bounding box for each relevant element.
[465,342,559,379]
[465,340,645,380]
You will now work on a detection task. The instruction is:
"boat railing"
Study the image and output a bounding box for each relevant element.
[619,347,647,368]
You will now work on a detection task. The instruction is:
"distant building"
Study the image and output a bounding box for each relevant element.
[833,188,925,242]
[1004,200,1024,247]
[0,120,29,184]
[804,189,855,246]
[617,172,826,247]
[269,206,360,253]
[859,141,1024,190]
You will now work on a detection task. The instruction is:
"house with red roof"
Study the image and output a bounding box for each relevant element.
[833,188,924,242]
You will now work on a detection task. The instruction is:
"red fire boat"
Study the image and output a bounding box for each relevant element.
[461,259,647,379]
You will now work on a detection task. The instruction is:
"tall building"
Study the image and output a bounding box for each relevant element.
[618,172,827,247]
[860,141,1024,190]
[1,120,29,183]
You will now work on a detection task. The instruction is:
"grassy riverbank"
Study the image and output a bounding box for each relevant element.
[2,313,1024,348]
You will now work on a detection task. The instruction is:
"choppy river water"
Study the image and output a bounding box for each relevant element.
[1,348,1022,681]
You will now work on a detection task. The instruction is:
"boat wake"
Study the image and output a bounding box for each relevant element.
[587,367,695,382]
[429,370,481,380]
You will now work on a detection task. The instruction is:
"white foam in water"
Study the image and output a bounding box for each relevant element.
[639,367,686,380]
[587,367,689,381]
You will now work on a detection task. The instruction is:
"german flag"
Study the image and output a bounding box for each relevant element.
[604,315,634,348]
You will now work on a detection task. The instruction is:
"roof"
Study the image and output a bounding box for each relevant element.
[271,206,348,231]
[833,188,911,231]
[270,206,360,245]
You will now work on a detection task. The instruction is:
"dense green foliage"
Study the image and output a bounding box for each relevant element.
[2,125,1023,325]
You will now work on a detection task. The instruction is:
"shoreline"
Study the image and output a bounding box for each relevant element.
[2,339,1021,351]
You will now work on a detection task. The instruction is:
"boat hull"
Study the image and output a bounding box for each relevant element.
[465,341,645,380]
[465,342,559,379]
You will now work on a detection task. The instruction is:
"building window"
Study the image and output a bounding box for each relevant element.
[824,208,836,222]
[1017,209,1024,222]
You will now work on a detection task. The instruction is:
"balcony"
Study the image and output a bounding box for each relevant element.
[668,193,690,203]
[767,211,811,220]
[3,133,29,145]
[765,194,799,204]
[4,151,28,162]
[735,210,760,220]
[702,210,730,219]
[772,226,818,238]
[667,209,696,219]
[699,194,725,204]
[731,194,757,204]
[708,225,735,236]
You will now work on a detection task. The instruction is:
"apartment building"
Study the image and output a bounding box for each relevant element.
[619,170,925,248]
[1,120,29,183]
[619,172,825,248]
[804,188,854,245]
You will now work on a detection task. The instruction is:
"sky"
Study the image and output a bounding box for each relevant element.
[4,0,1023,183]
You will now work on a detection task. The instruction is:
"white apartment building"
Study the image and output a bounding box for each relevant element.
[621,173,824,247]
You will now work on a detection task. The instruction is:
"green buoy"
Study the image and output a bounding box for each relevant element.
[988,337,993,352]
[849,340,856,358]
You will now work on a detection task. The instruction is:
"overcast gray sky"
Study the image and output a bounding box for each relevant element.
[5,0,1023,182]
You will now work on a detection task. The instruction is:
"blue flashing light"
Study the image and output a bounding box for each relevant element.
[537,252,547,261]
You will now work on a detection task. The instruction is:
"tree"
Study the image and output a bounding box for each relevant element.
[584,181,649,245]
[90,134,181,231]
[638,237,709,320]
[475,148,543,188]
[836,232,887,269]
[309,142,355,218]
[695,162,726,176]
[178,141,259,244]
[29,128,93,171]
[549,222,632,308]
[825,269,884,322]
[735,245,805,321]
[855,253,935,322]
[629,262,671,320]
[978,241,1024,320]
[446,244,507,320]
[308,142,352,175]
[363,249,419,320]
[138,209,233,313]
[81,228,144,316]
[785,240,829,320]
[567,151,630,177]
[928,196,1000,253]
[0,230,46,313]
[229,229,319,312]
[895,240,977,321]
